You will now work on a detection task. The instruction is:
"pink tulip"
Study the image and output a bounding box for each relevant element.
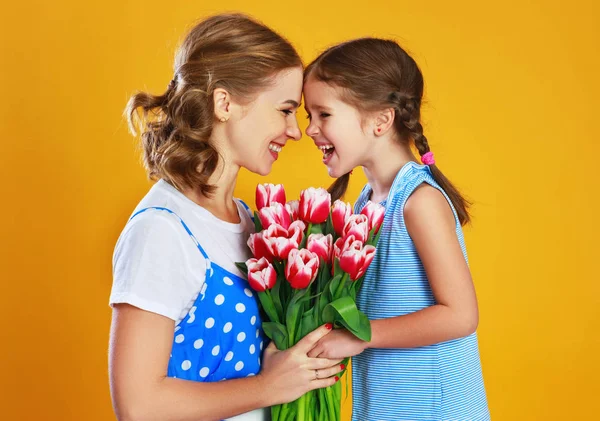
[259,202,292,230]
[285,248,320,289]
[339,241,377,281]
[247,232,273,261]
[342,214,370,243]
[262,220,306,260]
[285,200,300,221]
[360,200,385,235]
[333,234,357,262]
[307,233,333,264]
[246,257,277,292]
[333,237,344,262]
[299,187,331,224]
[332,200,352,237]
[256,183,286,210]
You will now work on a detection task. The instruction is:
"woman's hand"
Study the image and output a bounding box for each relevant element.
[258,324,345,406]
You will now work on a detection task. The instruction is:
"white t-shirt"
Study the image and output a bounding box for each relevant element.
[110,179,268,421]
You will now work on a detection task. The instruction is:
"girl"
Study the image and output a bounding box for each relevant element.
[108,14,342,421]
[303,38,490,421]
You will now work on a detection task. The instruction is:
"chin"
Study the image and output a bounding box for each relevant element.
[253,163,273,176]
[327,165,345,179]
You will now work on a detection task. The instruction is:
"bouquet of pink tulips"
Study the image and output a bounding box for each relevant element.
[237,184,385,421]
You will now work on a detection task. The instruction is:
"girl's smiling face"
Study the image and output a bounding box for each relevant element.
[303,77,375,178]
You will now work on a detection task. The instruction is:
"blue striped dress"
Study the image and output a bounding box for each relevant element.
[352,161,489,421]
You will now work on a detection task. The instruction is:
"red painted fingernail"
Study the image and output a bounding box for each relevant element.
[340,364,345,370]
[325,323,333,330]
[335,376,339,381]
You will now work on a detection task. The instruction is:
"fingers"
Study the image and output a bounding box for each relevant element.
[306,357,344,370]
[307,344,322,358]
[309,374,342,391]
[293,323,333,353]
[313,362,346,380]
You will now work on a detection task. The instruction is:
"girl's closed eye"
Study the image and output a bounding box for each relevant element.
[306,112,331,120]
[281,109,294,116]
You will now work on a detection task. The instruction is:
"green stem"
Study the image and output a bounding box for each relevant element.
[334,272,349,298]
[272,403,281,421]
[287,289,295,348]
[318,388,326,421]
[325,385,336,421]
[297,393,307,421]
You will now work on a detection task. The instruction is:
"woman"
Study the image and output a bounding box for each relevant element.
[109,13,342,421]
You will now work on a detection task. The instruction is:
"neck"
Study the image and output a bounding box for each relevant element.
[362,136,417,203]
[180,151,242,224]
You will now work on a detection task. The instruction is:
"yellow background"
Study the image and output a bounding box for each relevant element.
[1,0,598,419]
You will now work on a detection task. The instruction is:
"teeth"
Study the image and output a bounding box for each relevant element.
[268,143,282,153]
[318,145,334,151]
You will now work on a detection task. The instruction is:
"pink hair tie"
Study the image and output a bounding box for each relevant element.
[421,151,435,166]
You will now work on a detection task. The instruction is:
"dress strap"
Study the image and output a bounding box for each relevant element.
[237,199,254,222]
[129,207,209,259]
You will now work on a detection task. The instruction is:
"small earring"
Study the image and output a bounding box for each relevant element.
[377,127,381,133]
[219,117,227,123]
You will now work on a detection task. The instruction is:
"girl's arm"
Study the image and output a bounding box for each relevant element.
[109,304,342,421]
[308,184,479,358]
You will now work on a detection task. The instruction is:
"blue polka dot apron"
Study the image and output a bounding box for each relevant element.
[130,206,266,384]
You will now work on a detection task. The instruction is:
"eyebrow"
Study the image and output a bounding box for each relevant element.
[283,99,302,108]
[304,104,333,112]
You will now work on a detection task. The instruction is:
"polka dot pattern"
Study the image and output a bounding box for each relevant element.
[166,261,265,383]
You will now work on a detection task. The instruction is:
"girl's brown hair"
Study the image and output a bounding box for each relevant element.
[126,13,302,195]
[305,38,471,225]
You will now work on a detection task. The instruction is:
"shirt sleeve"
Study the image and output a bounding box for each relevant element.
[109,210,206,321]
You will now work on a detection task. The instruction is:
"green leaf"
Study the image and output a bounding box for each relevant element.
[351,275,366,300]
[322,296,372,341]
[325,213,334,236]
[367,225,382,247]
[273,259,285,274]
[271,276,284,322]
[314,264,330,326]
[309,223,323,236]
[299,311,318,340]
[333,257,343,278]
[271,260,289,314]
[234,261,248,276]
[254,211,263,233]
[285,288,308,345]
[328,273,342,301]
[258,291,280,324]
[262,322,289,350]
[299,225,309,249]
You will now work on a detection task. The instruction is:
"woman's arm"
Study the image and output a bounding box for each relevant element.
[110,304,342,421]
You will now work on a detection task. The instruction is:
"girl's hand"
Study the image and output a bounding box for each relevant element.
[307,328,368,359]
[257,324,345,406]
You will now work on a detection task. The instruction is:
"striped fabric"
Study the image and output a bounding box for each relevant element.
[352,162,489,421]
